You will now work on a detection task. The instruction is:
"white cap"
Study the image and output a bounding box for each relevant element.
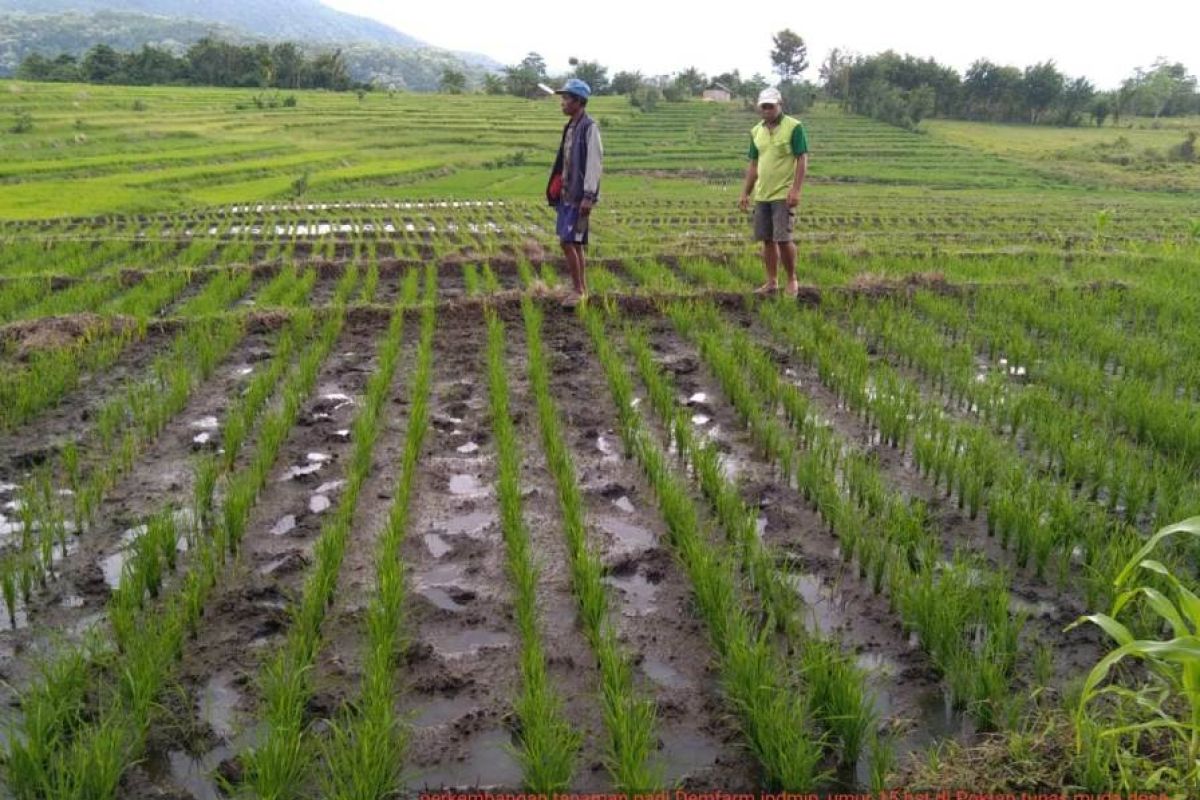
[757,87,783,106]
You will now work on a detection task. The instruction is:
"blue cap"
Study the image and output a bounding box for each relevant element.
[555,78,591,99]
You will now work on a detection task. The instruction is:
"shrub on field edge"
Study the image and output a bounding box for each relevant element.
[9,111,33,133]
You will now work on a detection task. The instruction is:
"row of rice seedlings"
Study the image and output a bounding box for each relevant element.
[975,285,1198,398]
[481,263,503,293]
[101,270,194,320]
[579,302,825,789]
[0,266,307,623]
[674,300,1025,729]
[515,257,539,288]
[0,270,197,431]
[618,313,874,770]
[255,265,318,309]
[0,238,132,279]
[398,266,422,307]
[10,275,124,322]
[519,298,660,791]
[173,259,257,318]
[483,307,582,792]
[319,267,436,799]
[538,260,561,289]
[1,273,349,800]
[772,295,1195,645]
[0,275,58,324]
[356,240,379,303]
[824,294,1190,597]
[883,292,1185,509]
[240,264,432,798]
[912,289,1195,482]
[462,262,482,297]
[618,257,690,294]
[1,239,144,319]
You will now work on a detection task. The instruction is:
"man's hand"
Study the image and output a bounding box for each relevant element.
[738,193,750,212]
[579,198,594,216]
[786,189,800,209]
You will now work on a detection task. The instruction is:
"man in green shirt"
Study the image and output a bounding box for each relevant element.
[738,87,809,296]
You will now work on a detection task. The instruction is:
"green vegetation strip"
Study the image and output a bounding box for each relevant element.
[484,307,581,791]
[617,314,874,771]
[319,267,435,799]
[580,303,824,789]
[519,298,659,792]
[241,268,425,799]
[1,268,354,800]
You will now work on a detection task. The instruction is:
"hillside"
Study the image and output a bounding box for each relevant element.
[0,9,500,89]
[0,0,421,48]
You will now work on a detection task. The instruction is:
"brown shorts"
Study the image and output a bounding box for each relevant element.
[753,200,795,242]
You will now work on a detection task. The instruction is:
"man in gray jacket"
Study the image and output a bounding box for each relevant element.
[546,78,602,308]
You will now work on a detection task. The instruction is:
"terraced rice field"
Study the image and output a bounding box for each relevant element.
[1,82,1200,798]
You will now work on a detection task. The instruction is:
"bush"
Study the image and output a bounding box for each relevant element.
[132,99,147,112]
[778,81,816,113]
[1168,131,1197,163]
[9,111,33,133]
[282,95,297,108]
[629,85,661,111]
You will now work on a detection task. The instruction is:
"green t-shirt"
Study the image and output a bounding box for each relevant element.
[747,115,809,202]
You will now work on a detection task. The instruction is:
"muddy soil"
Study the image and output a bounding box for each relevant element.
[391,308,528,792]
[627,316,960,780]
[0,330,176,481]
[640,309,1107,695]
[114,320,382,798]
[0,326,279,718]
[0,313,139,360]
[538,307,765,790]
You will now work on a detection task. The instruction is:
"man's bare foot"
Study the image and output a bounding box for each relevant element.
[560,292,581,309]
[753,283,779,295]
[785,281,800,297]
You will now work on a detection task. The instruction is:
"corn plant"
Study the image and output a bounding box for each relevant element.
[1068,516,1200,791]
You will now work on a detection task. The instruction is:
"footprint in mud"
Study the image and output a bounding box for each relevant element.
[424,533,453,558]
[447,474,487,497]
[408,728,523,791]
[602,567,659,617]
[597,514,655,554]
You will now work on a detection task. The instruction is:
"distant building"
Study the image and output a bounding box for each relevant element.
[702,82,733,102]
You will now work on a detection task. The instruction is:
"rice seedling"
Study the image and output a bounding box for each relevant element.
[581,303,826,789]
[484,307,581,792]
[520,298,660,792]
[321,265,435,799]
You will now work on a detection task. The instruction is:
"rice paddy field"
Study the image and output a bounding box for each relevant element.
[1,80,1200,798]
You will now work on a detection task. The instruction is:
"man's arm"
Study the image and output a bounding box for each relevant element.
[786,153,807,208]
[580,123,603,213]
[739,160,757,211]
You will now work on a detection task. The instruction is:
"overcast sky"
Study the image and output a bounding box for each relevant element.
[321,0,1198,90]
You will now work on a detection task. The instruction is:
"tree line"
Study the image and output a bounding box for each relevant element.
[465,33,1196,131]
[16,38,356,90]
[820,50,1199,130]
[14,30,1198,134]
[444,33,814,113]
